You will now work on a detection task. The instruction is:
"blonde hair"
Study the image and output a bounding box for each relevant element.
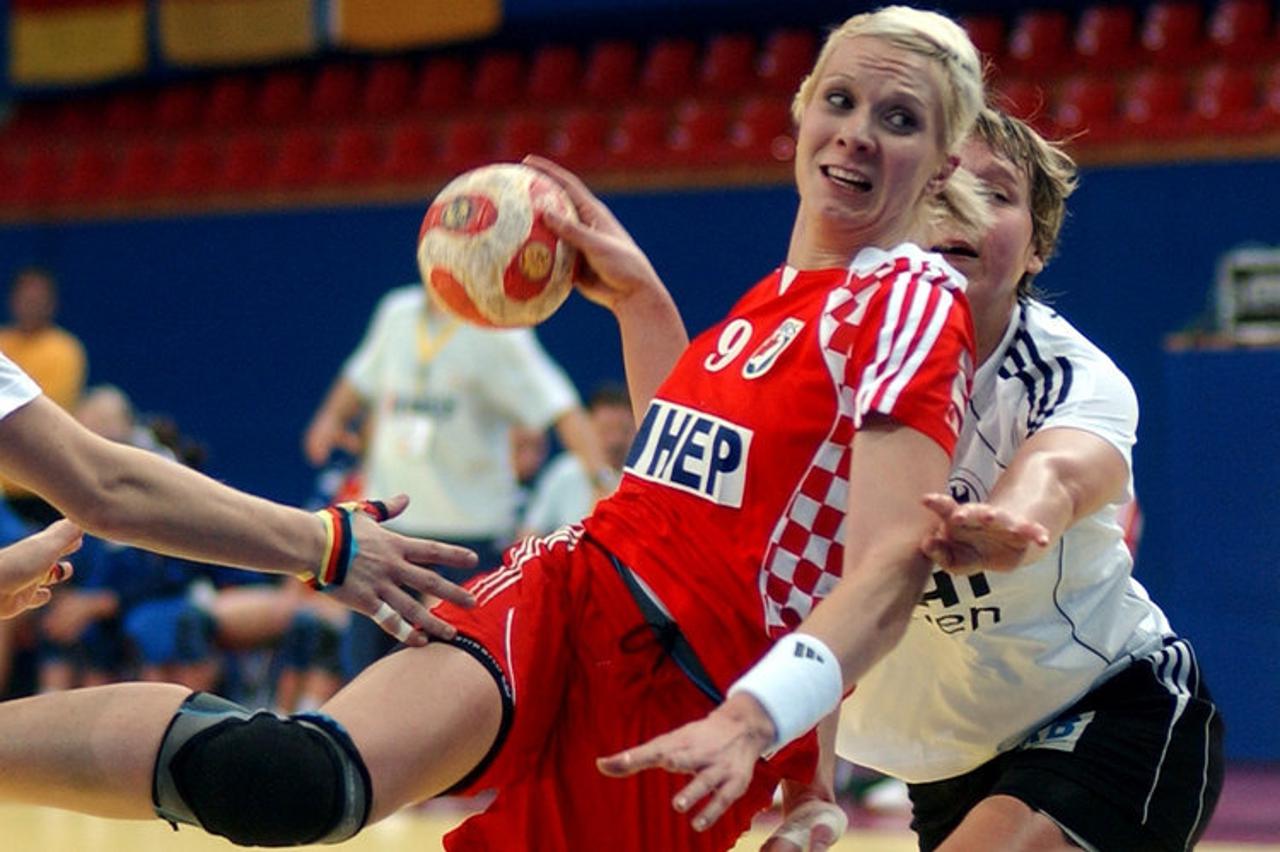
[918,166,992,251]
[970,108,1079,296]
[792,6,985,151]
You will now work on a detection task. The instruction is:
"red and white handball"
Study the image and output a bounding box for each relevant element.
[417,163,579,327]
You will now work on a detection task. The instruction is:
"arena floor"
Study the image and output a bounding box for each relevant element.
[3,763,1278,852]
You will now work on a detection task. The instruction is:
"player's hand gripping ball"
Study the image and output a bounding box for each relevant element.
[417,162,579,327]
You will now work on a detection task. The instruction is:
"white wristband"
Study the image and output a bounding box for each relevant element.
[727,633,843,753]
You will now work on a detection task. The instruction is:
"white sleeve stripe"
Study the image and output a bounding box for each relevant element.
[856,270,955,418]
[855,268,917,415]
[881,287,953,412]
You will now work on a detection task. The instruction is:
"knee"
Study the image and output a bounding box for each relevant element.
[153,692,371,847]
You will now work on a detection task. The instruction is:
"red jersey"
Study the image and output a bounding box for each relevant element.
[585,242,975,693]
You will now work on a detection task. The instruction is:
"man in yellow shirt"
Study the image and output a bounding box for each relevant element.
[0,267,87,527]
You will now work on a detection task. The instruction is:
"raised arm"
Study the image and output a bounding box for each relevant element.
[302,375,367,467]
[0,396,477,641]
[922,427,1128,573]
[523,155,688,422]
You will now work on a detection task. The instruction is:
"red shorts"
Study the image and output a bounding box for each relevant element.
[431,527,804,852]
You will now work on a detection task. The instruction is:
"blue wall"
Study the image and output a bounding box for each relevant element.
[1,157,1277,758]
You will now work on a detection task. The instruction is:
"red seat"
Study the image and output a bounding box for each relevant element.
[494,111,550,161]
[472,51,524,108]
[1054,75,1120,141]
[113,138,170,198]
[439,116,492,172]
[310,66,361,120]
[220,131,275,191]
[271,127,328,187]
[254,70,308,125]
[1208,0,1273,61]
[994,78,1047,124]
[608,104,669,167]
[363,59,414,117]
[583,40,639,102]
[1122,69,1189,137]
[1141,1,1206,66]
[49,99,100,136]
[1192,64,1260,132]
[60,140,115,202]
[103,91,149,134]
[729,95,793,161]
[669,99,732,165]
[14,146,62,207]
[154,84,203,131]
[166,137,220,195]
[415,56,468,111]
[1007,10,1072,75]
[1075,5,1137,71]
[641,38,699,100]
[1260,62,1280,127]
[327,126,381,183]
[699,33,755,97]
[757,28,817,95]
[527,45,581,104]
[383,121,436,181]
[204,77,253,128]
[959,15,1006,70]
[549,108,609,170]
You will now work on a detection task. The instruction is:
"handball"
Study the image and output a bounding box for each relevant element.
[417,162,579,327]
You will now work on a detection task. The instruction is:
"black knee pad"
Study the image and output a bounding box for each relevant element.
[153,692,371,847]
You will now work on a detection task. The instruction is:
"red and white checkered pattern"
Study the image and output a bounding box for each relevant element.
[759,254,957,636]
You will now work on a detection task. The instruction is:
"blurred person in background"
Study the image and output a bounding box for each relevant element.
[0,267,87,528]
[304,282,610,677]
[520,382,633,536]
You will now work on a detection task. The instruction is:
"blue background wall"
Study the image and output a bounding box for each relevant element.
[0,157,1277,758]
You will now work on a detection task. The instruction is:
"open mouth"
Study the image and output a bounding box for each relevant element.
[821,165,871,191]
[931,241,979,260]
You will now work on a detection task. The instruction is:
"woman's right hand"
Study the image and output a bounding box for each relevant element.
[523,155,668,313]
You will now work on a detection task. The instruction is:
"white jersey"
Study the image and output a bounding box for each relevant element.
[0,352,40,420]
[521,452,593,535]
[344,286,579,540]
[837,300,1172,783]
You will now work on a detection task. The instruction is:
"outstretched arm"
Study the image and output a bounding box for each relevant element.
[303,376,367,467]
[922,426,1128,574]
[0,396,476,642]
[524,155,688,422]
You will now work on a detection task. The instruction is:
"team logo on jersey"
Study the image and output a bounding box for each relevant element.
[742,318,805,380]
[625,399,752,507]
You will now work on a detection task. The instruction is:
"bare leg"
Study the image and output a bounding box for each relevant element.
[322,641,504,823]
[938,794,1077,852]
[0,682,189,818]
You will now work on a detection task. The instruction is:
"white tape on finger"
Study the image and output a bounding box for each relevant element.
[394,619,413,643]
[372,602,397,625]
[770,800,849,849]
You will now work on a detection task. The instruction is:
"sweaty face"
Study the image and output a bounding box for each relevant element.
[794,35,950,251]
[932,138,1043,327]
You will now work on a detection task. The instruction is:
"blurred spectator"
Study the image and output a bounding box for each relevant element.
[0,268,87,527]
[510,423,550,527]
[521,383,634,536]
[303,284,609,677]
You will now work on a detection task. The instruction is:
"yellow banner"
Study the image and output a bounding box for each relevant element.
[10,2,146,86]
[330,0,500,51]
[158,0,317,67]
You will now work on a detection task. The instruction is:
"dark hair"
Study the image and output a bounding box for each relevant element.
[588,382,630,411]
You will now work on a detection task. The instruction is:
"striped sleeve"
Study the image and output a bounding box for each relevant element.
[846,259,975,455]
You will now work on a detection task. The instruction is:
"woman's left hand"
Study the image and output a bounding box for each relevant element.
[0,519,81,619]
[921,493,1049,574]
[597,692,775,832]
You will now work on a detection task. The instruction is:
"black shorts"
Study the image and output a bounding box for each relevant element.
[907,637,1224,852]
